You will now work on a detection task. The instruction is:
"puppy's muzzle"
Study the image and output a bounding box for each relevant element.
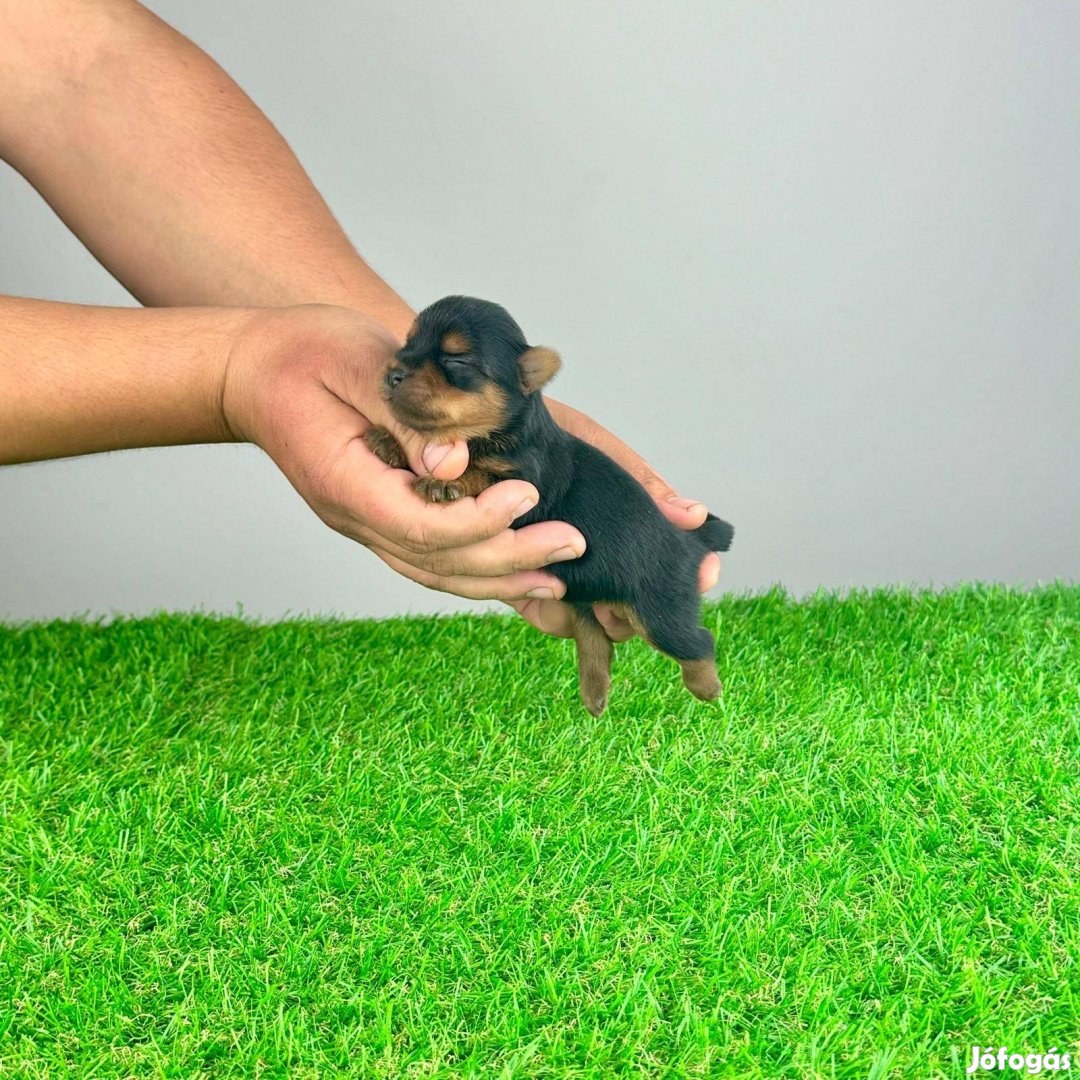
[384,366,439,429]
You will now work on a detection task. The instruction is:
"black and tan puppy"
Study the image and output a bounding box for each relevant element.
[364,296,734,715]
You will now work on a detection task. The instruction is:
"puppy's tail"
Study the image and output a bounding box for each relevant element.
[694,512,734,552]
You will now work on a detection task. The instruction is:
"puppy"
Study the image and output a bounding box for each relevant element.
[364,296,734,715]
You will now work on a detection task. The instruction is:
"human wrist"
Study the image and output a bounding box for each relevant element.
[84,306,251,455]
[220,304,401,452]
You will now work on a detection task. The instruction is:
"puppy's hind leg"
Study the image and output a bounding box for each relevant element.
[678,646,722,702]
[570,604,614,716]
[632,597,722,702]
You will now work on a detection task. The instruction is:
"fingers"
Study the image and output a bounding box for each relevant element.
[618,456,708,531]
[342,440,544,552]
[504,598,577,638]
[656,492,709,530]
[377,518,585,579]
[332,436,586,601]
[395,476,541,551]
[593,605,636,642]
[420,440,471,480]
[381,419,471,481]
[700,552,721,592]
[373,548,567,602]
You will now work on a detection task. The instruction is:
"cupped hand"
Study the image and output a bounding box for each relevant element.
[221,305,586,601]
[506,398,722,642]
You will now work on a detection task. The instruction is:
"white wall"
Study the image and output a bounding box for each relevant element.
[2,1,1077,619]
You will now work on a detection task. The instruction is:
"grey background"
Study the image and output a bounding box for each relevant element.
[2,1,1077,621]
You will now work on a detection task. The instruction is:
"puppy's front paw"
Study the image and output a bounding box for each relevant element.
[414,476,465,504]
[363,426,408,469]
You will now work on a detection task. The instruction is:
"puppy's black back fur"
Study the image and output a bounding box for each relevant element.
[491,415,729,660]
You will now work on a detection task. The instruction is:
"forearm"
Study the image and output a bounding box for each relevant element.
[0,296,242,464]
[0,0,708,539]
[0,0,415,338]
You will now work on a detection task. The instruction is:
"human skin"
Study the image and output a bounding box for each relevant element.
[0,0,721,638]
[0,298,591,601]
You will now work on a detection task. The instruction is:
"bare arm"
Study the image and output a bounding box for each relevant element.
[0,0,708,507]
[0,296,583,602]
[0,0,413,334]
[0,295,237,464]
[0,0,719,633]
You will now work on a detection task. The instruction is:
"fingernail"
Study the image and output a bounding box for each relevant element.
[546,545,580,563]
[666,494,705,512]
[423,444,451,472]
[526,587,556,599]
[513,498,537,520]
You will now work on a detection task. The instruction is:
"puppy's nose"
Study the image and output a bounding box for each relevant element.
[385,367,407,389]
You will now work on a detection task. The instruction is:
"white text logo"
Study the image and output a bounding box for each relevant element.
[967,1047,1072,1075]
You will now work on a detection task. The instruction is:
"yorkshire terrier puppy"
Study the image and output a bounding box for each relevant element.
[364,296,734,715]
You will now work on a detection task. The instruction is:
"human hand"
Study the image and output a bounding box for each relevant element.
[221,305,586,601]
[506,399,722,642]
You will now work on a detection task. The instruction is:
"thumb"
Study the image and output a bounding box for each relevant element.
[419,439,470,480]
[391,421,470,480]
[633,470,709,531]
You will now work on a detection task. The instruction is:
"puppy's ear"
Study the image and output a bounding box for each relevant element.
[518,347,561,394]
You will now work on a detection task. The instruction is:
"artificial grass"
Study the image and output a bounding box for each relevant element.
[0,585,1078,1078]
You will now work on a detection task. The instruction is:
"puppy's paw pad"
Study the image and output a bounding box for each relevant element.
[363,427,408,469]
[415,476,464,504]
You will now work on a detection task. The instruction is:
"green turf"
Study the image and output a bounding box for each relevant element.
[1,584,1078,1078]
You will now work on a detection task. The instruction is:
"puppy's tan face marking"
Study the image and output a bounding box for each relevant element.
[389,303,539,441]
[435,378,508,439]
[386,361,509,440]
[440,330,472,355]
